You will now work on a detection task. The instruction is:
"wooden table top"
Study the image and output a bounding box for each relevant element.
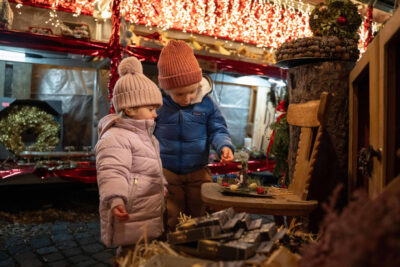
[201,182,318,216]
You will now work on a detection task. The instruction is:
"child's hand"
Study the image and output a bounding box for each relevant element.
[112,205,129,221]
[164,188,168,198]
[220,147,234,163]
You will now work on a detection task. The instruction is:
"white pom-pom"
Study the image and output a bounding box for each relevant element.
[118,57,143,76]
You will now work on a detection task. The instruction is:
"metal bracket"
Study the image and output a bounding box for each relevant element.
[358,146,382,178]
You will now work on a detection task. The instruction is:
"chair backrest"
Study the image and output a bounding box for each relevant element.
[287,92,330,200]
[381,174,400,196]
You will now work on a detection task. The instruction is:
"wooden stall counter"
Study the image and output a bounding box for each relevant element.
[201,182,317,216]
[202,92,331,218]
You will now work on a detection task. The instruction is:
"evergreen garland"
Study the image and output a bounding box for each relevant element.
[268,87,289,185]
[309,0,362,40]
[270,116,289,183]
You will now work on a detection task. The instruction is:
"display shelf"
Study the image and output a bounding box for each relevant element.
[0,29,107,56]
[0,29,285,78]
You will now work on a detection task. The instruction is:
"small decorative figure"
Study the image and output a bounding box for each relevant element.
[235,150,250,188]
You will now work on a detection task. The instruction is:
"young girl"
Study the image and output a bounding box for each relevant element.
[155,40,235,230]
[95,56,166,250]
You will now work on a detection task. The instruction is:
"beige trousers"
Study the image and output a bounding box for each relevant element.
[163,167,212,231]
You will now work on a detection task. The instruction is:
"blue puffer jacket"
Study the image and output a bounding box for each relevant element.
[154,78,234,174]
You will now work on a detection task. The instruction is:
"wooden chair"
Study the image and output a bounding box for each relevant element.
[381,174,400,195]
[201,92,331,216]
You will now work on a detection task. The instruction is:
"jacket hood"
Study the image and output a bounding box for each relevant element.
[191,76,212,104]
[161,76,213,108]
[98,114,155,139]
[98,114,119,138]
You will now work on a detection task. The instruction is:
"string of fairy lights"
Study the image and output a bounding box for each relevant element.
[12,0,313,48]
[46,0,60,27]
[121,0,313,48]
[11,0,376,51]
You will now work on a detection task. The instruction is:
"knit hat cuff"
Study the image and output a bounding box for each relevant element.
[114,89,163,112]
[158,69,202,90]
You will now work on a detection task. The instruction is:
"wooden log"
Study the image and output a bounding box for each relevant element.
[287,61,354,231]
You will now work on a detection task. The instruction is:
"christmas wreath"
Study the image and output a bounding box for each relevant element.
[0,105,60,155]
[309,0,362,40]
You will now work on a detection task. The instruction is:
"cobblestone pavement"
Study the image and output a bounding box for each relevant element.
[0,183,116,267]
[0,183,277,267]
[0,220,116,267]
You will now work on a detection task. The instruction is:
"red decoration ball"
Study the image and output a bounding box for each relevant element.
[337,16,347,26]
[256,187,264,194]
[222,182,229,187]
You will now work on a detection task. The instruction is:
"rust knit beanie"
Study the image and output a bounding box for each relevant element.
[157,40,202,90]
[113,56,162,112]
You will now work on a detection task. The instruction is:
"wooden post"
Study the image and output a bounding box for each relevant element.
[107,0,123,114]
[287,60,354,231]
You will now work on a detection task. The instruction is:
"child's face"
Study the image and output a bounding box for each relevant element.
[167,83,199,107]
[125,105,158,120]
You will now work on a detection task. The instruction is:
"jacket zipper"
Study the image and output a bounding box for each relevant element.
[147,125,166,222]
[127,177,138,214]
[178,109,183,173]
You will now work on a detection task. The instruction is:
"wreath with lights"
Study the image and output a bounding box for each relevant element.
[309,0,362,40]
[0,105,60,155]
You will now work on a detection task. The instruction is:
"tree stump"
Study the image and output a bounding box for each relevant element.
[287,61,354,231]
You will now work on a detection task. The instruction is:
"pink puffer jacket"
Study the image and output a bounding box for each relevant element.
[95,114,166,247]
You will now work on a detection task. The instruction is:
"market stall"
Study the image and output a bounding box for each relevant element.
[0,0,292,185]
[1,0,399,265]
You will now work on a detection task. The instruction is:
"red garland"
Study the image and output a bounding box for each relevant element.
[107,0,123,114]
[266,100,287,157]
[364,5,373,49]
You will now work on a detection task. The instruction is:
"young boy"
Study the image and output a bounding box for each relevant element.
[155,40,235,230]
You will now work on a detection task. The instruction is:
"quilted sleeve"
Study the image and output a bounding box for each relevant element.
[95,135,132,208]
[207,97,235,155]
